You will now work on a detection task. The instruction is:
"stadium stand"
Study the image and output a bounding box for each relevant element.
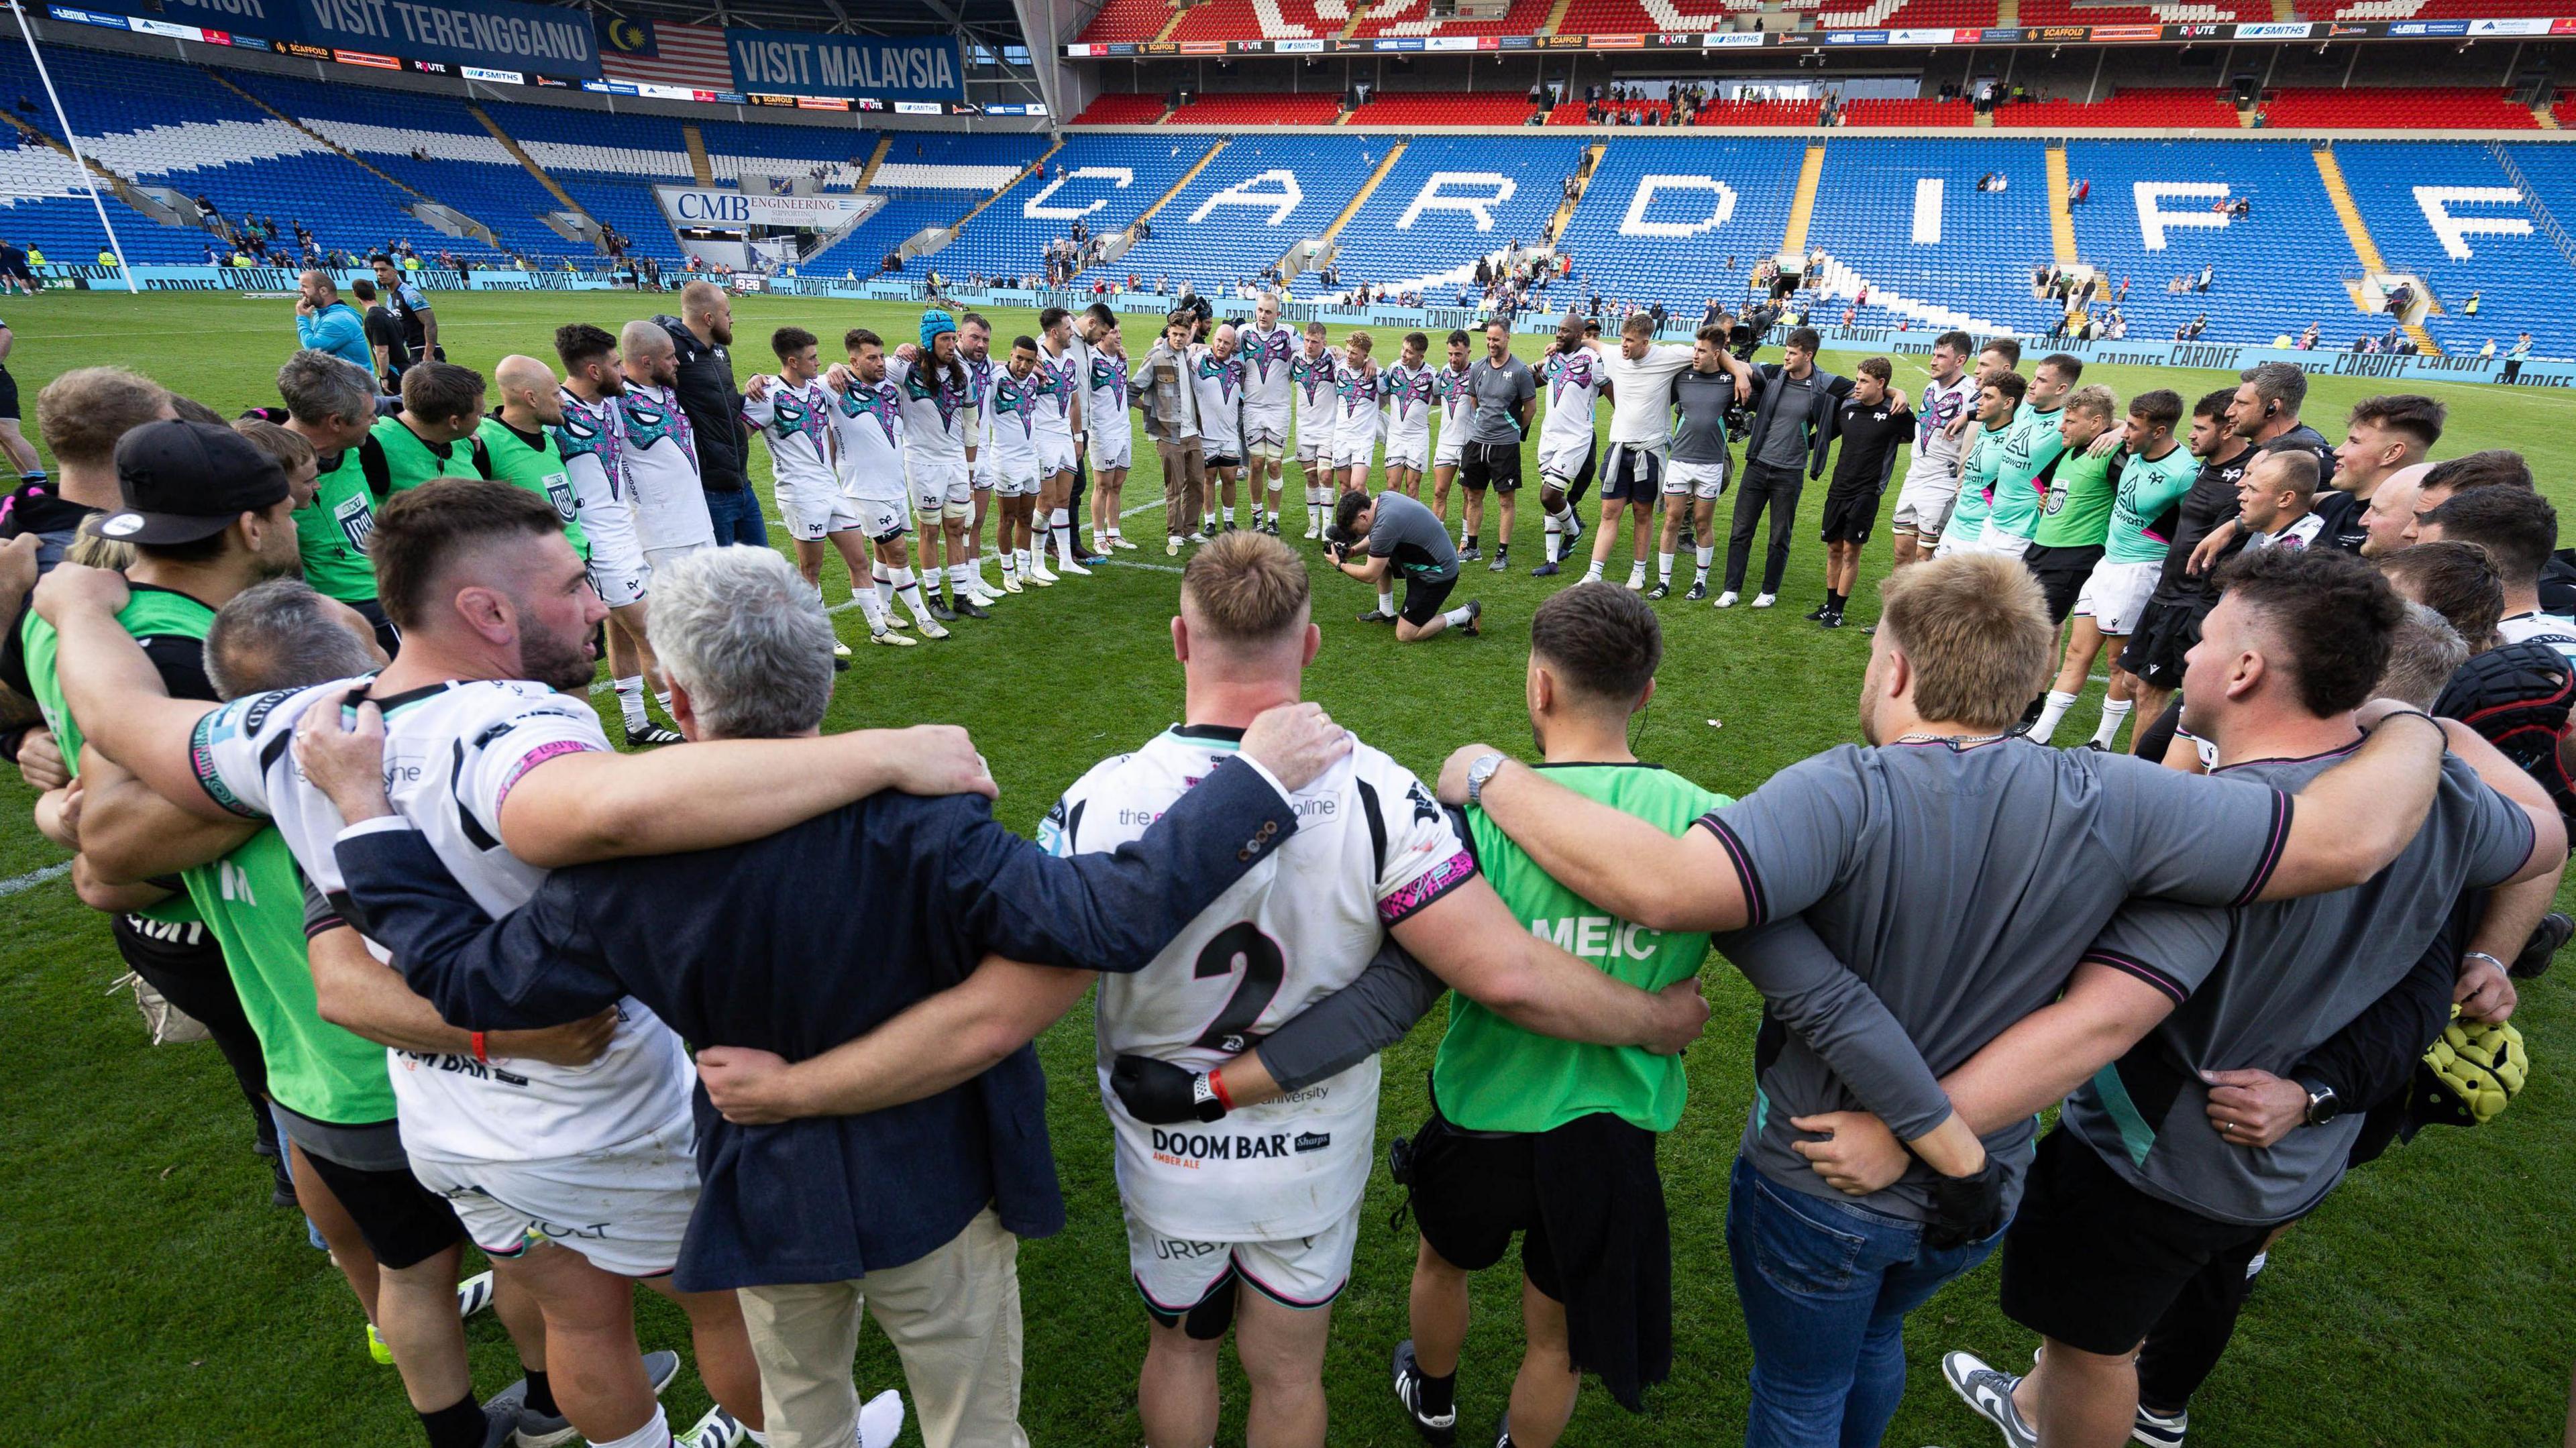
[1077,0,1178,42]
[2019,0,2271,22]
[2063,138,2358,347]
[1840,99,1973,128]
[1349,0,1554,37]
[804,190,978,276]
[1698,99,1824,127]
[930,134,1219,280]
[2258,88,2539,131]
[1117,135,1387,291]
[1169,0,1356,42]
[1167,92,1345,126]
[1990,90,2242,129]
[2334,140,2555,356]
[1346,93,1543,128]
[1552,101,1668,126]
[1553,135,1807,312]
[1802,137,2055,336]
[865,132,1049,192]
[2333,0,2563,13]
[1814,0,1996,26]
[1296,135,1585,299]
[476,100,696,183]
[1554,0,1764,36]
[1071,93,1170,125]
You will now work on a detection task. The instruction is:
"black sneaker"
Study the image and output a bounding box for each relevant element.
[1458,545,1482,563]
[625,722,686,748]
[1646,582,1670,600]
[951,598,992,620]
[1391,1341,1458,1447]
[1530,560,1560,577]
[1456,598,1483,637]
[268,1150,298,1209]
[1359,608,1397,624]
[1820,610,1845,629]
[1804,603,1831,621]
[2514,911,2571,978]
[928,598,957,622]
[1686,581,1709,602]
[1489,549,1509,573]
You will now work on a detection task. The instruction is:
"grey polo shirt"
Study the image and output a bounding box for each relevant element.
[1754,370,1819,469]
[2059,744,2532,1226]
[1366,489,1460,583]
[1466,356,1536,447]
[1669,366,1735,465]
[1705,738,2293,1223]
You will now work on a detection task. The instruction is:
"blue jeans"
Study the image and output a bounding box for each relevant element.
[705,485,767,547]
[1727,1155,2003,1448]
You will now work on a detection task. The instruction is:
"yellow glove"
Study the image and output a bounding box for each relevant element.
[2422,1013,2528,1126]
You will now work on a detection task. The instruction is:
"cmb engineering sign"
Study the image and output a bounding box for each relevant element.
[655,187,882,230]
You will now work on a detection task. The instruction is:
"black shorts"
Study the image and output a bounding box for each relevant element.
[1817,482,1885,544]
[1401,571,1460,626]
[0,364,18,422]
[283,1111,468,1270]
[1999,1129,2284,1357]
[1460,441,1520,494]
[2024,543,2106,625]
[1601,444,1662,503]
[1408,1113,1564,1302]
[2119,596,2210,690]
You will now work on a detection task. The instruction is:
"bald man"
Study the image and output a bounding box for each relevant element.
[478,354,591,562]
[2358,461,2429,559]
[655,281,763,547]
[617,320,717,568]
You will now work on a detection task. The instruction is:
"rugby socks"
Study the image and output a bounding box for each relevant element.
[590,1405,671,1448]
[1658,551,1675,585]
[1442,604,1477,628]
[419,1394,488,1448]
[521,1370,558,1419]
[892,568,937,628]
[1052,509,1077,565]
[1377,585,1397,618]
[855,586,890,635]
[1695,545,1715,583]
[1582,559,1605,583]
[2029,689,2080,746]
[1415,1369,1456,1419]
[1000,547,1020,583]
[1544,513,1564,563]
[1202,509,1218,535]
[947,562,973,598]
[871,562,894,617]
[2092,698,2133,748]
[655,689,675,718]
[613,677,647,732]
[1267,487,1284,526]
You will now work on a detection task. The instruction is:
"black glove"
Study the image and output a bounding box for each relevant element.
[1923,1155,2010,1251]
[1110,1054,1223,1125]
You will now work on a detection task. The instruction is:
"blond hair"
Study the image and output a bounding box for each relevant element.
[1876,554,2053,730]
[38,367,168,467]
[2065,383,2117,423]
[1181,531,1311,643]
[232,417,317,477]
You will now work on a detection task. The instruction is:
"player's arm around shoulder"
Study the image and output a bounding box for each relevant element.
[1391,871,1706,1054]
[1437,746,1750,934]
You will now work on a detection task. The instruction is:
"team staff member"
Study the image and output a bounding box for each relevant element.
[370,254,440,364]
[350,279,412,390]
[1650,326,1740,602]
[293,270,374,376]
[1437,551,2463,1448]
[1137,311,1208,558]
[1461,320,1536,571]
[1809,358,1911,628]
[1721,327,1850,610]
[655,280,763,547]
[478,356,588,561]
[2199,392,2438,559]
[2235,449,2323,550]
[268,353,398,649]
[1333,488,1483,642]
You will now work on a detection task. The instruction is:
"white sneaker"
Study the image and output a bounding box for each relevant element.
[868,628,916,647]
[1625,574,1648,592]
[1026,563,1058,586]
[1000,573,1022,594]
[1113,535,1140,551]
[681,1406,748,1447]
[1752,592,1777,608]
[915,618,951,639]
[1714,590,1739,608]
[1055,557,1093,576]
[831,638,852,657]
[883,611,910,630]
[857,1389,906,1448]
[1303,524,1320,540]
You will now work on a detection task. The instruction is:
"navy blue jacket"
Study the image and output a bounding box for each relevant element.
[333,757,1299,1293]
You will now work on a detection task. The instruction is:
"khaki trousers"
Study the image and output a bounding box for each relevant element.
[736,1208,1028,1448]
[1159,438,1206,541]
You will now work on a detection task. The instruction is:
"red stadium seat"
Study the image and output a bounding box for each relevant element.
[1988,89,2241,129]
[1168,0,1352,41]
[1166,91,1346,125]
[1078,0,1179,43]
[1347,93,1542,127]
[2258,87,2538,131]
[1350,0,1554,36]
[1071,93,1169,125]
[1839,98,1973,127]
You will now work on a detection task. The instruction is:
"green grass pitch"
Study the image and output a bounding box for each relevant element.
[3,290,2573,1446]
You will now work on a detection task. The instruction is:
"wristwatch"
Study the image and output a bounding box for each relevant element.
[1464,753,1508,807]
[2300,1081,2341,1127]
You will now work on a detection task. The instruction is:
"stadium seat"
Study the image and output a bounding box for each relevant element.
[1695,100,1822,127]
[1072,93,1170,125]
[1167,93,1345,126]
[1116,135,1389,292]
[1346,93,1542,128]
[1815,0,1996,27]
[1169,0,1357,42]
[931,134,1219,282]
[2259,88,2538,131]
[1554,0,1763,36]
[1553,135,1807,313]
[2338,140,2569,357]
[2332,0,2563,15]
[1294,134,1585,300]
[1350,0,1554,37]
[1990,89,2241,129]
[1839,99,1974,127]
[1078,0,1180,43]
[1803,137,2057,335]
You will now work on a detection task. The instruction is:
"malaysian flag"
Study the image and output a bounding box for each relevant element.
[597,17,735,90]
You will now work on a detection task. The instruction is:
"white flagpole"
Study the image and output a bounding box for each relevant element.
[7,0,138,292]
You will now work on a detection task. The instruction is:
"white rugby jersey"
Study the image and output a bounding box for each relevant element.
[1291,349,1340,451]
[828,373,910,504]
[983,365,1044,475]
[188,678,694,1166]
[1191,349,1245,454]
[1917,374,1979,468]
[1537,347,1609,455]
[960,351,998,453]
[1040,725,1476,1241]
[887,353,973,466]
[1084,347,1132,439]
[1334,361,1383,455]
[743,376,839,495]
[1433,364,1472,445]
[553,388,639,561]
[1035,340,1083,441]
[1237,323,1298,421]
[614,384,714,553]
[1380,361,1437,452]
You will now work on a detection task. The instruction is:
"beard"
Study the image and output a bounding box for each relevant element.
[708,319,733,346]
[519,620,597,693]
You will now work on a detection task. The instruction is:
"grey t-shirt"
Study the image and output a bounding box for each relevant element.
[1466,356,1536,447]
[1705,738,2294,1223]
[1754,369,1819,469]
[1366,490,1460,582]
[2059,745,2532,1227]
[1669,366,1735,465]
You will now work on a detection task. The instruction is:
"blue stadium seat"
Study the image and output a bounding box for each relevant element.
[1115,135,1389,294]
[1555,137,1807,314]
[2339,140,2569,358]
[1301,135,1585,301]
[1803,137,2057,336]
[931,134,1216,282]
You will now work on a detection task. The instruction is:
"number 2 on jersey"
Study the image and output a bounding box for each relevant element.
[1191,922,1285,1054]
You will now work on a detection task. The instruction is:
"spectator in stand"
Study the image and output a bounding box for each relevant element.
[2504,333,2533,382]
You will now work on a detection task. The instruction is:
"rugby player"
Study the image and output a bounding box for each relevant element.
[1426,329,1473,538]
[1808,357,1909,626]
[553,324,683,745]
[745,326,875,651]
[1238,291,1298,535]
[2119,388,2256,749]
[1653,325,1737,601]
[1077,304,1138,551]
[1580,316,1746,594]
[1889,331,1978,567]
[610,321,718,588]
[1289,321,1340,538]
[825,326,947,643]
[885,311,986,621]
[2028,389,2193,750]
[1531,313,1609,575]
[2017,384,2123,634]
[2235,449,2324,551]
[1974,353,2078,560]
[1193,323,1248,537]
[983,335,1052,592]
[1379,331,1438,506]
[272,351,402,654]
[955,313,1002,605]
[1452,321,1535,575]
[1034,306,1092,575]
[1932,371,2023,563]
[368,362,491,496]
[1333,331,1383,496]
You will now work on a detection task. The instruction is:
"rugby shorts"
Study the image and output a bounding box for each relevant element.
[1600,443,1664,503]
[2024,543,2106,626]
[1434,430,1464,469]
[1126,1203,1360,1321]
[272,1104,463,1271]
[408,1117,698,1280]
[1817,482,1884,544]
[1538,437,1592,486]
[1892,448,1963,537]
[775,484,865,543]
[1664,458,1727,501]
[587,560,649,610]
[1242,411,1289,459]
[1384,434,1430,474]
[910,457,971,515]
[1975,521,2033,560]
[1458,441,1520,494]
[2120,596,2208,690]
[1036,433,1077,478]
[1090,427,1133,472]
[850,494,911,545]
[2076,558,2161,637]
[989,461,1042,498]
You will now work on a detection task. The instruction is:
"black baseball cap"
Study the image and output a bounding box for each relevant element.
[101,420,290,546]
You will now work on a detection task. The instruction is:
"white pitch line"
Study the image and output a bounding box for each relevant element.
[0,860,71,895]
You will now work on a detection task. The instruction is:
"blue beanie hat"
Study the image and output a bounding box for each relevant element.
[920,309,956,351]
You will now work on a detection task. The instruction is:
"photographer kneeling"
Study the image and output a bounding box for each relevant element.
[1331,488,1483,641]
